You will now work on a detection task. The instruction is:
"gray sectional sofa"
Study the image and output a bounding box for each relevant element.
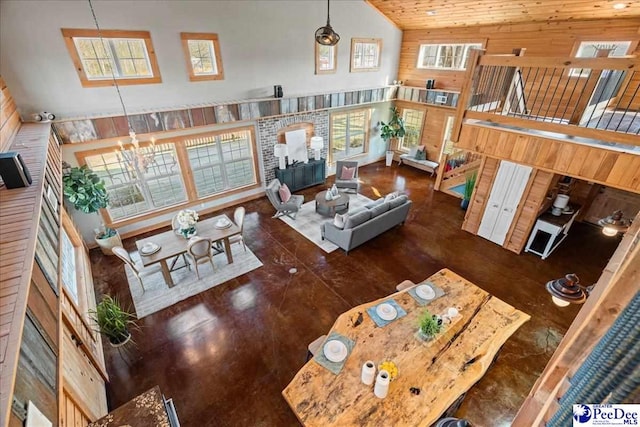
[321,195,412,254]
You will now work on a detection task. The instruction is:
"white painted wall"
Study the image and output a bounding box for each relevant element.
[0,0,402,119]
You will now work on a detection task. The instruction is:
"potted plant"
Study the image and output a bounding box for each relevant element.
[89,295,136,347]
[380,107,406,167]
[63,165,122,254]
[461,172,477,211]
[417,309,442,341]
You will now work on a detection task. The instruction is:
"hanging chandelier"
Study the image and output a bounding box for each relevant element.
[88,0,156,173]
[315,0,340,46]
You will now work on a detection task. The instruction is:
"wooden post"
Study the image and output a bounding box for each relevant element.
[451,49,484,143]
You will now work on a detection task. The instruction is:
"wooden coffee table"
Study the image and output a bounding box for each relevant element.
[315,190,350,217]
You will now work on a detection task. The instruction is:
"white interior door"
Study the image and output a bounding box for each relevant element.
[478,161,532,245]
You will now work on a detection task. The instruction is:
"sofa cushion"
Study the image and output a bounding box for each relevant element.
[388,194,408,209]
[344,210,371,229]
[369,202,390,218]
[415,148,427,160]
[334,213,348,229]
[365,198,385,209]
[278,183,291,203]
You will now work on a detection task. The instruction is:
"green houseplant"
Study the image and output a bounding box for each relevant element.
[380,107,406,166]
[63,165,122,254]
[89,295,136,346]
[461,172,477,211]
[417,309,442,341]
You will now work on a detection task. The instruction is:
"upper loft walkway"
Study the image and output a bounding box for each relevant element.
[451,51,640,193]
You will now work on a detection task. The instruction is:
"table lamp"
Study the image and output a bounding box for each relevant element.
[310,136,323,160]
[274,144,288,170]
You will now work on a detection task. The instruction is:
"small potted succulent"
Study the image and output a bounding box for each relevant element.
[63,164,122,254]
[380,107,406,166]
[417,309,442,341]
[89,295,136,347]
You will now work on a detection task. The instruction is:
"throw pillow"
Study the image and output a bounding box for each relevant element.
[334,213,348,229]
[415,148,427,160]
[384,191,399,202]
[341,166,356,180]
[278,183,291,203]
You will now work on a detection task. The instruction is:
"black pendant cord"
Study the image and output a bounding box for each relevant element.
[326,0,331,25]
[88,0,133,133]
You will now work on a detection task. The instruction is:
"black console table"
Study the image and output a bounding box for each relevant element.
[275,158,326,192]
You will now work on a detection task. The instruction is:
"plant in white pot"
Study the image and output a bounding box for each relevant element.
[63,165,122,255]
[89,294,137,347]
[380,107,406,167]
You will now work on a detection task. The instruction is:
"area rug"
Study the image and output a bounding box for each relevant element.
[126,244,262,318]
[278,193,373,253]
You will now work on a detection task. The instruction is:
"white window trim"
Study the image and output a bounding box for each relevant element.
[350,38,382,72]
[330,109,371,162]
[569,40,635,77]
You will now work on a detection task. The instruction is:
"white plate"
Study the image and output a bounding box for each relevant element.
[140,242,160,256]
[215,219,232,229]
[416,284,436,300]
[323,340,348,363]
[376,303,398,321]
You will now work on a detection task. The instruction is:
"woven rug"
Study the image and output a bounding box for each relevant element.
[126,244,262,318]
[278,193,373,253]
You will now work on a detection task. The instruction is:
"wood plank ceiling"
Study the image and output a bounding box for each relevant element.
[365,0,640,29]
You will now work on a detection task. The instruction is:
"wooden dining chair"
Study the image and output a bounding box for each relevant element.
[186,237,216,280]
[113,246,159,293]
[228,207,246,252]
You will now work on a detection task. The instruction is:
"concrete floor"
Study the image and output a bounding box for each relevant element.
[90,161,619,426]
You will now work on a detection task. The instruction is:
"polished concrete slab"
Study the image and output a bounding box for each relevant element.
[90,161,618,426]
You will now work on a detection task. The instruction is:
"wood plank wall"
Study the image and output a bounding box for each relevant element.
[0,123,52,425]
[398,18,640,96]
[0,76,21,153]
[457,123,640,194]
[462,157,499,234]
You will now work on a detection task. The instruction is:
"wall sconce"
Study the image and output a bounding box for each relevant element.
[309,136,323,160]
[545,273,593,307]
[274,144,288,170]
[597,210,631,237]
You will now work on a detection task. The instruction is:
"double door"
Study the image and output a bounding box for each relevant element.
[478,161,532,246]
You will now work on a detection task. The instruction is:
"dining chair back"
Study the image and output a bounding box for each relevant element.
[229,207,246,251]
[113,246,147,292]
[187,237,216,279]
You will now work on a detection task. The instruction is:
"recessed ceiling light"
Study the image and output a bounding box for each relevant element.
[613,3,627,9]
[426,10,437,16]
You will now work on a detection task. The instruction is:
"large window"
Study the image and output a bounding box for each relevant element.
[77,127,259,224]
[316,44,337,74]
[350,38,382,72]
[186,131,256,197]
[570,40,634,77]
[60,228,79,305]
[330,109,370,162]
[181,32,225,81]
[399,108,425,151]
[62,29,161,87]
[417,43,482,70]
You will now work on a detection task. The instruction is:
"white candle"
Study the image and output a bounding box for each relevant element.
[361,361,376,386]
[374,369,390,398]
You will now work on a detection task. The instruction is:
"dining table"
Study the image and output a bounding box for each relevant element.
[282,268,530,426]
[135,214,241,287]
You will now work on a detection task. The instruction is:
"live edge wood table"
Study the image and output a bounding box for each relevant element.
[282,268,530,426]
[136,214,241,287]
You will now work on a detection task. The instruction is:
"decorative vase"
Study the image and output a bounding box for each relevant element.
[109,331,132,348]
[460,198,470,210]
[385,150,394,167]
[416,328,434,342]
[95,231,123,256]
[179,226,197,239]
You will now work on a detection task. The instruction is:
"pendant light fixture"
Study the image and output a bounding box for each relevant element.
[545,273,592,307]
[597,210,631,237]
[315,0,340,46]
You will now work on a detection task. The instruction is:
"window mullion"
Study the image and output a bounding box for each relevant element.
[108,39,123,76]
[216,136,231,188]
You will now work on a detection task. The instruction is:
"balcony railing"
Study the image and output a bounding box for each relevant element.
[452,51,640,148]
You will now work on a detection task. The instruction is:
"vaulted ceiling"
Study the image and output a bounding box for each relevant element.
[365,0,640,30]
